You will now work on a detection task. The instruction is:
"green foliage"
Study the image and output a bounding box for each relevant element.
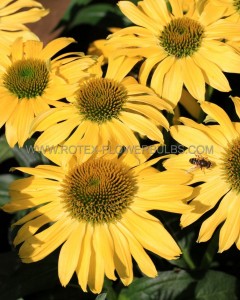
[58,0,134,32]
[96,293,107,300]
[12,138,50,167]
[0,174,19,206]
[118,270,240,300]
[0,135,14,164]
[64,4,121,28]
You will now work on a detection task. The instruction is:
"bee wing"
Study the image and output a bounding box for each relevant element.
[185,166,197,173]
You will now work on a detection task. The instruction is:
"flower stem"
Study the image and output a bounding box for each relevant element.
[182,248,197,270]
[200,231,218,269]
[104,279,118,300]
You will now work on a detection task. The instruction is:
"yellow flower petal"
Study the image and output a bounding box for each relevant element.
[119,111,164,143]
[39,37,76,60]
[192,51,231,92]
[24,40,43,58]
[0,93,18,128]
[138,169,192,186]
[181,57,205,102]
[58,223,86,287]
[14,204,61,246]
[125,102,169,130]
[35,117,80,149]
[140,0,170,24]
[14,165,64,180]
[230,96,240,119]
[106,55,141,81]
[219,193,240,252]
[89,228,105,294]
[110,118,140,147]
[201,102,238,139]
[118,1,159,34]
[162,59,184,107]
[76,224,92,292]
[109,223,133,285]
[139,52,167,85]
[181,179,230,227]
[170,125,221,156]
[93,224,116,280]
[20,219,76,262]
[122,210,181,260]
[197,191,230,243]
[117,222,157,277]
[30,106,74,133]
[151,56,175,96]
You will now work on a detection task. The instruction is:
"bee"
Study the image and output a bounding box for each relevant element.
[187,155,212,173]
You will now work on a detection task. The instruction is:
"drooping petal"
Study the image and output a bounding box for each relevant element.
[19,219,77,262]
[119,111,164,143]
[181,179,230,226]
[58,223,86,287]
[219,193,240,252]
[118,1,160,34]
[117,222,157,277]
[93,224,116,280]
[122,210,181,260]
[230,96,240,119]
[74,224,92,292]
[39,37,76,60]
[201,102,239,139]
[197,191,231,243]
[109,223,133,286]
[181,57,205,102]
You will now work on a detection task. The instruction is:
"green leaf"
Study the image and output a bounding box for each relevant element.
[195,270,239,300]
[12,138,50,167]
[96,293,107,300]
[118,270,194,300]
[60,0,93,23]
[200,230,219,269]
[118,270,240,300]
[0,135,14,164]
[68,4,120,28]
[0,174,20,206]
[73,0,93,5]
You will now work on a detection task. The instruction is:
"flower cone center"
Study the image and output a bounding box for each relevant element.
[233,0,240,12]
[61,158,138,224]
[76,77,128,124]
[221,137,240,194]
[159,17,204,58]
[3,58,49,99]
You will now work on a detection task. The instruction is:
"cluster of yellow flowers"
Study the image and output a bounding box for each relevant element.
[0,0,240,294]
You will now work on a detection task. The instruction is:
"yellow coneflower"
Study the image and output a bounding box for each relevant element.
[163,100,240,252]
[0,0,49,44]
[199,0,240,53]
[0,37,96,147]
[107,0,240,106]
[3,149,193,293]
[30,55,172,158]
[198,0,240,21]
